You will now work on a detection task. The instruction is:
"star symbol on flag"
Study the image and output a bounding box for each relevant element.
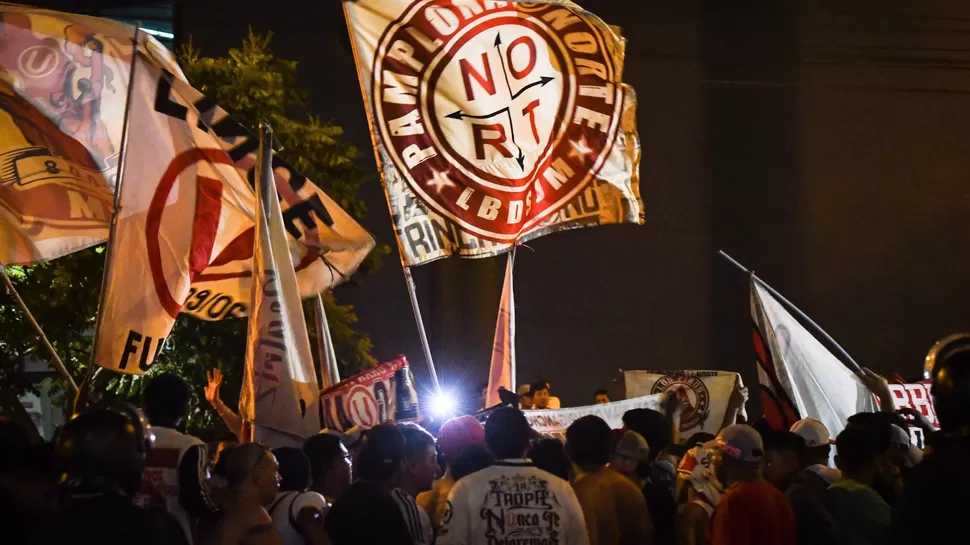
[427,169,456,193]
[569,136,596,164]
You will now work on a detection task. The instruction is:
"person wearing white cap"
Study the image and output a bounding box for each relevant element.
[708,425,796,545]
[785,418,841,545]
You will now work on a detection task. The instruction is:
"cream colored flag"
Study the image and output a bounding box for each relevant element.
[239,127,321,445]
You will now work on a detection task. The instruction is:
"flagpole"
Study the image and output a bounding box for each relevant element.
[76,25,142,409]
[508,248,517,394]
[86,25,142,378]
[718,250,863,374]
[403,267,441,393]
[314,294,340,389]
[341,2,441,393]
[0,265,78,396]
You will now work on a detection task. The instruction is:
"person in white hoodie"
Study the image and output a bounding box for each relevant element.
[438,407,590,545]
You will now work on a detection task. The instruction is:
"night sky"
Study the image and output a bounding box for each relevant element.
[64,0,970,409]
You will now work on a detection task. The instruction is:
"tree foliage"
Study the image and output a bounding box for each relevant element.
[0,32,384,438]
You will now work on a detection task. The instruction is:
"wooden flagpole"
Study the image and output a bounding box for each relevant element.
[79,25,143,410]
[341,2,442,394]
[0,265,78,396]
[508,248,517,394]
[718,250,863,374]
[403,267,442,393]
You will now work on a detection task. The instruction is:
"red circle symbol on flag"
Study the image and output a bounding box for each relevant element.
[145,148,232,319]
[347,385,380,428]
[650,376,712,433]
[371,1,623,241]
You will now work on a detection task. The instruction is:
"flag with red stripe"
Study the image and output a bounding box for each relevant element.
[750,278,876,434]
[92,41,373,373]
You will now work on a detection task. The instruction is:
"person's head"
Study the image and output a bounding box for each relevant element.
[684,432,716,448]
[451,445,495,481]
[397,422,439,494]
[0,418,31,477]
[477,381,489,409]
[54,405,152,497]
[762,430,804,486]
[226,443,280,506]
[834,424,881,484]
[9,442,59,515]
[529,438,571,481]
[517,384,533,409]
[622,408,671,460]
[210,440,237,468]
[566,415,612,469]
[272,447,311,492]
[437,415,486,468]
[790,417,832,467]
[846,412,907,457]
[611,430,651,481]
[303,433,352,499]
[141,373,190,428]
[530,381,551,409]
[924,334,970,431]
[594,389,611,405]
[713,425,764,486]
[485,407,533,460]
[213,444,237,480]
[355,424,406,485]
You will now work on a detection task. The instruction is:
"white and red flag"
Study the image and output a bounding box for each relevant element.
[237,127,321,446]
[80,31,372,373]
[0,6,135,265]
[486,253,515,407]
[343,0,642,266]
[750,279,877,437]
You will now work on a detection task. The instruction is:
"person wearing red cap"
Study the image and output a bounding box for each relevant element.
[707,425,796,545]
[416,416,485,531]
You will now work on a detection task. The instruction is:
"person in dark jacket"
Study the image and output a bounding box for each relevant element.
[29,405,188,545]
[891,334,970,545]
[787,418,842,545]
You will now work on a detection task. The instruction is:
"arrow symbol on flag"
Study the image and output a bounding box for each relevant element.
[511,76,555,100]
[446,106,510,120]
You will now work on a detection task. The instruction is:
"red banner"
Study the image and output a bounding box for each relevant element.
[319,356,419,431]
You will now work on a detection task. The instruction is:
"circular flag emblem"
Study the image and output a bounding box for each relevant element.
[372,1,623,241]
[651,375,712,432]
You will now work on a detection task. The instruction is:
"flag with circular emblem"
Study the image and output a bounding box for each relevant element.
[343,0,642,266]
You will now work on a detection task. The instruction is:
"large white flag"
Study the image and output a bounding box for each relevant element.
[92,37,373,373]
[343,0,642,266]
[750,279,876,437]
[486,253,515,407]
[238,128,321,444]
[93,50,255,373]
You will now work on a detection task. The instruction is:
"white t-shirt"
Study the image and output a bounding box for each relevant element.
[438,459,590,545]
[392,488,434,545]
[269,490,329,545]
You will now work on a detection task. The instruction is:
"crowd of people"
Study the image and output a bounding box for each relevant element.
[1,335,969,545]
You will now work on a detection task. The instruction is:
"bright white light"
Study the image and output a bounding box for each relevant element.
[143,28,175,40]
[429,390,458,419]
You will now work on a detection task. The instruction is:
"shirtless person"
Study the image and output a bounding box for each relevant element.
[203,444,282,545]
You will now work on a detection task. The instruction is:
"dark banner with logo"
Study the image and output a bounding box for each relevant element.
[320,356,419,431]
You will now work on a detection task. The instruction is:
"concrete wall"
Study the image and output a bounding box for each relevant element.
[178,0,970,407]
